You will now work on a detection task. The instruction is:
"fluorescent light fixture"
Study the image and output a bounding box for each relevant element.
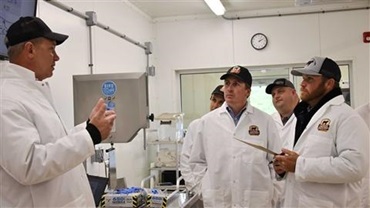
[204,0,225,16]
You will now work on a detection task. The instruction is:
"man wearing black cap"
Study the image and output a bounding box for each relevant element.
[274,57,369,207]
[266,79,299,127]
[265,78,300,208]
[0,17,116,207]
[266,78,300,147]
[180,85,224,196]
[189,66,282,207]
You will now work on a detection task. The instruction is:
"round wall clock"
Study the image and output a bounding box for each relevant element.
[251,33,268,50]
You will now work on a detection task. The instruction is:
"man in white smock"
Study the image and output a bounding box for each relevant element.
[180,85,224,191]
[265,78,299,208]
[0,17,116,207]
[274,57,369,207]
[189,66,282,208]
[356,102,370,208]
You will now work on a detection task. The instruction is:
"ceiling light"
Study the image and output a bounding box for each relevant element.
[204,0,225,16]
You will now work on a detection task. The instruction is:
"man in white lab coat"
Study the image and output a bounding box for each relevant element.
[274,57,369,207]
[189,66,282,208]
[356,102,370,208]
[265,78,299,208]
[0,17,116,207]
[180,84,224,191]
[265,78,299,149]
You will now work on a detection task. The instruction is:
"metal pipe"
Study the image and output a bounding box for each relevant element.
[176,176,184,191]
[222,6,369,20]
[96,22,147,50]
[88,26,94,74]
[140,174,156,188]
[44,0,148,51]
[166,190,179,201]
[44,0,88,20]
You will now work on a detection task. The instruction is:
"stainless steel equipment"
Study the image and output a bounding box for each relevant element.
[74,72,150,190]
[73,72,149,143]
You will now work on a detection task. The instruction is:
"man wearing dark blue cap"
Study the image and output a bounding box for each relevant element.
[274,57,369,208]
[0,17,116,207]
[189,66,282,207]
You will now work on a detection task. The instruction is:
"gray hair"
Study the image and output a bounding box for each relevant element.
[7,37,43,60]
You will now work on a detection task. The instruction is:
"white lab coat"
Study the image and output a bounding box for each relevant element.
[271,112,296,208]
[180,118,201,190]
[271,112,296,150]
[356,103,370,208]
[283,96,369,208]
[0,62,96,207]
[189,102,282,208]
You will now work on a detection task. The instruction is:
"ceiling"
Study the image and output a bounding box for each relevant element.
[127,0,370,19]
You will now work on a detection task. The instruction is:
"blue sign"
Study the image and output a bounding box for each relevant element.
[101,80,117,97]
[106,101,116,110]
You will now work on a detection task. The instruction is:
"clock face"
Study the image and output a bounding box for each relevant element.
[251,33,268,50]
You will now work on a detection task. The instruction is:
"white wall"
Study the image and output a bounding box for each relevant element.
[37,0,155,187]
[154,9,370,114]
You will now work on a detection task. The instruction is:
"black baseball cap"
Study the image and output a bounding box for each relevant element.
[291,56,341,82]
[5,16,68,48]
[265,78,295,94]
[220,65,252,87]
[211,85,224,97]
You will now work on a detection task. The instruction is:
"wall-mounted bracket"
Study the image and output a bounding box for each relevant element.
[86,11,97,26]
[145,42,153,55]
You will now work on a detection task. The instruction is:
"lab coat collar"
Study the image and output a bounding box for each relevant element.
[220,101,253,115]
[0,62,36,81]
[245,101,254,114]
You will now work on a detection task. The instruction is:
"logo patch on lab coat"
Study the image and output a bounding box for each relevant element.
[318,118,331,132]
[248,125,260,136]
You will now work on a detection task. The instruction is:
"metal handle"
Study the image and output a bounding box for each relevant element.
[140,174,156,188]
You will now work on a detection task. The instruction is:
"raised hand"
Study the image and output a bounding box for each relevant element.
[89,98,116,141]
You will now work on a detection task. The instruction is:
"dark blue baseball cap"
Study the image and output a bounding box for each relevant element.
[5,16,68,48]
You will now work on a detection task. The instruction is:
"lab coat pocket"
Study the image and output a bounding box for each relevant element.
[202,189,225,208]
[243,190,270,208]
[303,135,333,157]
[298,195,333,208]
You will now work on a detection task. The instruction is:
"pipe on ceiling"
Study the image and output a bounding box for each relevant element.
[222,6,369,20]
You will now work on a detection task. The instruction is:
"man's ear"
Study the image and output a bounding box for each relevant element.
[326,78,336,89]
[23,42,35,58]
